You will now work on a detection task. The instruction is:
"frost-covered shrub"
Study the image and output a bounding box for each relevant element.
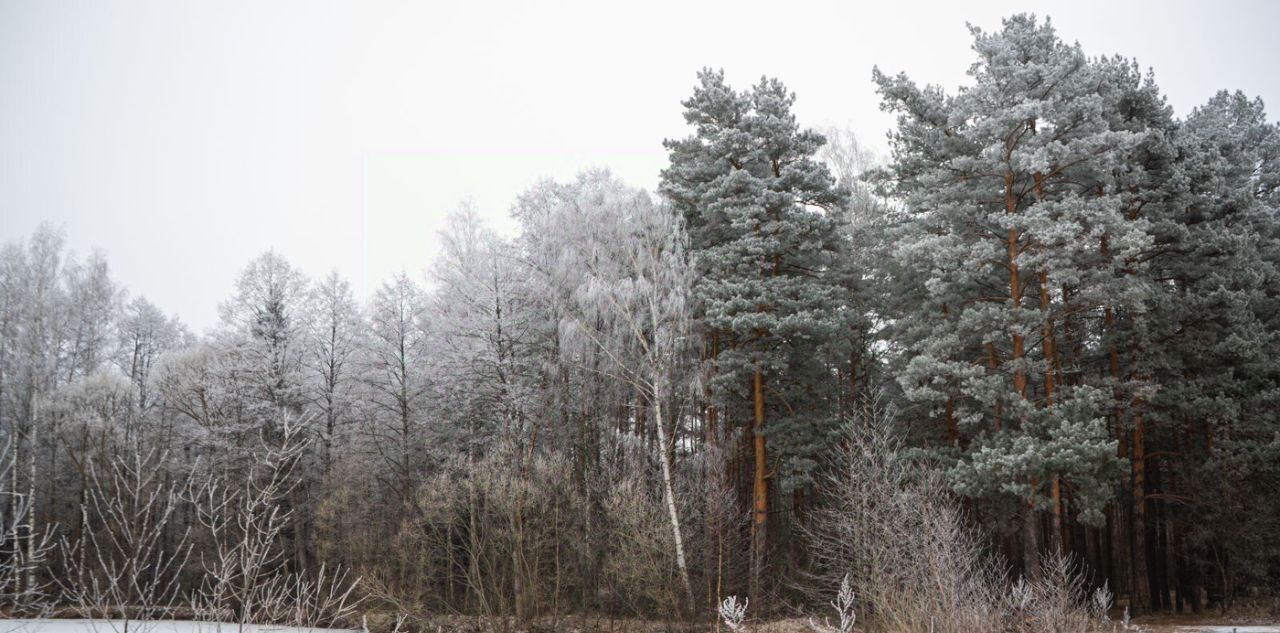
[803,399,1109,633]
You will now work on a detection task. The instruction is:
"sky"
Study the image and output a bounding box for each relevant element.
[2,0,1278,333]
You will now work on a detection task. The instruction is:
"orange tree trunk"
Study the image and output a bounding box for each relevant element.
[1039,270,1064,553]
[1006,171,1038,579]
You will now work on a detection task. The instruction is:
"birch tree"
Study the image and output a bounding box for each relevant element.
[550,173,698,610]
[0,225,69,602]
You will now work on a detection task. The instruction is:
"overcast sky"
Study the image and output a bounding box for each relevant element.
[2,0,1277,332]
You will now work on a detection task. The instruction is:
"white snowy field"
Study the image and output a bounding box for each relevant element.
[0,621,358,633]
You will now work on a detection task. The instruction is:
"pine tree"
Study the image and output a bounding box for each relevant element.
[218,251,310,431]
[661,69,849,607]
[1145,90,1280,607]
[875,15,1159,579]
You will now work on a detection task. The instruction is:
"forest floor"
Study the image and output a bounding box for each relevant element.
[0,620,358,633]
[5,616,1280,633]
[1138,627,1280,633]
[1130,617,1280,632]
[1129,606,1280,632]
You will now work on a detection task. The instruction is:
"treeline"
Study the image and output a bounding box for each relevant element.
[1,13,1277,626]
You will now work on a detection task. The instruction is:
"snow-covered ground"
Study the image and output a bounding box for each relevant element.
[0,621,357,633]
[1163,627,1280,632]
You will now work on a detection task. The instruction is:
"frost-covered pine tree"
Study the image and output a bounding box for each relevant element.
[875,15,1158,579]
[217,251,310,432]
[1142,90,1280,608]
[661,69,849,607]
[215,251,313,572]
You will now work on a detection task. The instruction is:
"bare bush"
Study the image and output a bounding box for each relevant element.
[186,426,302,628]
[280,562,363,628]
[382,431,697,623]
[803,398,1108,633]
[390,443,592,621]
[596,440,687,618]
[1006,555,1109,633]
[690,438,746,616]
[185,415,362,631]
[55,447,192,633]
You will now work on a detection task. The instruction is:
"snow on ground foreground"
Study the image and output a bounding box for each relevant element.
[1167,627,1280,633]
[0,621,357,633]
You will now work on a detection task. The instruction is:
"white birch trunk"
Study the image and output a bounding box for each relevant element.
[652,374,693,609]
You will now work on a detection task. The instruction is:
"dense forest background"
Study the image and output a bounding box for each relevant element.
[2,14,1278,629]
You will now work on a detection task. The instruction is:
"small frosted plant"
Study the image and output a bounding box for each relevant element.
[719,595,749,633]
[832,573,857,633]
[1008,577,1033,613]
[1091,582,1113,622]
[808,574,856,633]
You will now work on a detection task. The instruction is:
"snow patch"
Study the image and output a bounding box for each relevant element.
[0,620,357,633]
[1170,627,1280,633]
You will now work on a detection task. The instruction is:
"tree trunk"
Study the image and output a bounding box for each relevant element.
[1039,271,1057,405]
[1023,490,1041,582]
[512,490,526,621]
[987,343,1003,429]
[749,362,768,609]
[467,481,490,616]
[1039,270,1065,556]
[1102,243,1131,596]
[1006,171,1037,580]
[1086,524,1103,587]
[1006,174,1026,400]
[1051,475,1064,555]
[1131,413,1151,614]
[704,332,721,615]
[652,375,694,611]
